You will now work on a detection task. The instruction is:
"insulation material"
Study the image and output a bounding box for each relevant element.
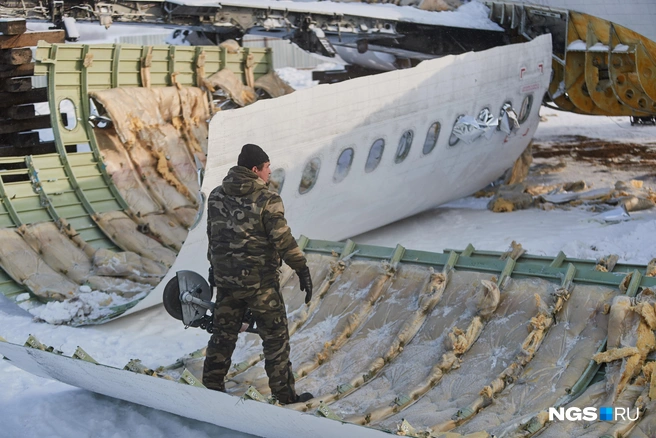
[93,125,190,247]
[17,222,159,294]
[503,142,533,185]
[291,261,390,368]
[595,254,620,272]
[128,213,188,252]
[292,265,394,379]
[324,271,490,418]
[227,259,383,389]
[92,248,167,284]
[287,259,348,335]
[538,290,656,437]
[161,86,209,159]
[93,211,177,266]
[456,284,617,437]
[0,229,77,301]
[291,266,449,410]
[17,222,93,284]
[83,276,152,297]
[203,68,257,107]
[146,251,651,437]
[375,277,555,431]
[602,292,656,402]
[94,125,163,215]
[541,382,643,437]
[646,259,656,277]
[602,386,650,438]
[90,87,207,227]
[629,389,656,436]
[254,71,295,98]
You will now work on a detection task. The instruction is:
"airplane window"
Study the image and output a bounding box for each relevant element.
[269,168,285,194]
[518,95,533,124]
[365,139,385,173]
[299,158,321,194]
[448,115,465,146]
[334,148,354,183]
[59,98,78,131]
[422,122,441,154]
[395,130,413,163]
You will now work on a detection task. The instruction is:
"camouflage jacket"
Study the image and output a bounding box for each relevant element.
[207,166,307,290]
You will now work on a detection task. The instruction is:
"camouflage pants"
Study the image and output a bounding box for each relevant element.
[202,285,297,403]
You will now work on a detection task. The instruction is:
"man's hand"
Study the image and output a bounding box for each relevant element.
[208,266,216,287]
[296,266,313,304]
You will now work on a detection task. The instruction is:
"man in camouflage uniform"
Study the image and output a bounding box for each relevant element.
[203,143,313,404]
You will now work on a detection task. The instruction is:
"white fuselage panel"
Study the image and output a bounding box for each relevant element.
[124,34,552,316]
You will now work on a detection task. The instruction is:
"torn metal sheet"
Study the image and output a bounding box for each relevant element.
[540,187,614,204]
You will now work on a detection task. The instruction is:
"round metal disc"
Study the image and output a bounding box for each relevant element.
[162,276,183,321]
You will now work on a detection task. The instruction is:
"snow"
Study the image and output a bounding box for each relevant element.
[24,290,148,326]
[567,39,587,51]
[3,8,656,438]
[167,0,503,31]
[25,21,174,44]
[588,42,609,52]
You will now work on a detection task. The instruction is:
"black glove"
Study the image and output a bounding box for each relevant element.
[297,266,313,304]
[208,265,216,287]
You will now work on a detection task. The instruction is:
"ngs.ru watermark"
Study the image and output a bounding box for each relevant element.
[549,407,639,422]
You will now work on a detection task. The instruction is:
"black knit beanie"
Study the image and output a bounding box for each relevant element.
[238,144,270,170]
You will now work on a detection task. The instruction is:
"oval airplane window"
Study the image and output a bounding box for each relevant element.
[269,168,285,194]
[299,158,321,194]
[365,139,385,173]
[334,148,354,183]
[59,98,78,131]
[448,115,464,147]
[518,95,533,124]
[422,122,441,155]
[395,130,413,163]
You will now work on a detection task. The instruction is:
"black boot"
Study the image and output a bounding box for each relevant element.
[295,392,313,403]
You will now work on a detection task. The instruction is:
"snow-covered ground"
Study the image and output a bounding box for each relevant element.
[3,12,656,438]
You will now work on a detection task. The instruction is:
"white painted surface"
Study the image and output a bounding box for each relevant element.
[122,35,552,317]
[0,341,390,438]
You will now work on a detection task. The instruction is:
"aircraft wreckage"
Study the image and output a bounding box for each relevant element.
[0,8,552,323]
[0,0,652,323]
[3,0,656,119]
[1,1,656,437]
[3,239,656,437]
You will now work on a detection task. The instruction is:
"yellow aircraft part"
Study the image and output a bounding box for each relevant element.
[553,10,656,117]
[584,48,649,116]
[549,60,587,114]
[564,51,611,115]
[608,26,656,113]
